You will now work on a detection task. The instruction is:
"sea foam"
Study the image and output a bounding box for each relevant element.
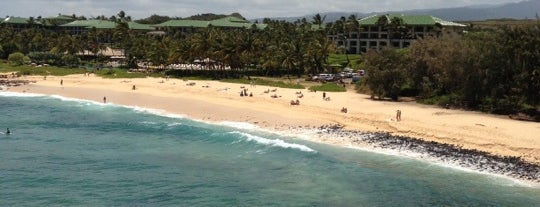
[0,91,46,97]
[217,121,260,131]
[230,131,316,153]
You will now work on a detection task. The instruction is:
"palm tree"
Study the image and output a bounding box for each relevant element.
[312,13,326,28]
[27,17,36,27]
[345,14,360,35]
[388,17,408,45]
[377,15,408,48]
[376,15,391,48]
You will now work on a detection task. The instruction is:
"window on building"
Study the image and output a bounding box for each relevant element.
[360,33,368,38]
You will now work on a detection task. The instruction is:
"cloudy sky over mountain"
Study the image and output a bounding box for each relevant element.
[1,0,525,19]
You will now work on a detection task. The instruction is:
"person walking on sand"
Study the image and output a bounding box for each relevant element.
[60,79,63,86]
[103,96,107,103]
[396,110,402,121]
[323,92,326,99]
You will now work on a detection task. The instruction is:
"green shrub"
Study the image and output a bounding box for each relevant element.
[27,52,63,65]
[309,83,347,92]
[96,68,161,78]
[8,52,26,66]
[221,78,305,89]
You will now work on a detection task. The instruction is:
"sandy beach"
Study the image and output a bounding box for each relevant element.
[5,74,540,165]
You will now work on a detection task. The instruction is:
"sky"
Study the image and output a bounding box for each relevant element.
[0,0,525,20]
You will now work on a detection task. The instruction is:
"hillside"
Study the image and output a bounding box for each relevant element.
[253,0,540,22]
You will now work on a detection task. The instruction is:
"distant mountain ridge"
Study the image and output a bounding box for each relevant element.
[252,0,540,22]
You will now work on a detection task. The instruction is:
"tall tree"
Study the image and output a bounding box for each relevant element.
[364,48,408,100]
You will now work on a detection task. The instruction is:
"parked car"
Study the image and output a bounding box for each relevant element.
[318,73,335,81]
[358,70,365,76]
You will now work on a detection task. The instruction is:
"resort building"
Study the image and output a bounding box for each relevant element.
[41,14,76,27]
[1,16,41,32]
[1,15,78,31]
[61,19,154,35]
[329,14,466,53]
[153,16,267,35]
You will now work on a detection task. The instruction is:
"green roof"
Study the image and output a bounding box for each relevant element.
[209,16,249,27]
[44,14,74,21]
[90,21,117,29]
[61,20,153,30]
[1,16,41,25]
[127,22,154,30]
[153,19,209,28]
[358,14,465,27]
[61,19,105,27]
[153,16,266,30]
[41,14,75,26]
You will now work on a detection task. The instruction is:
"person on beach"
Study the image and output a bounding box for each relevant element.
[103,96,107,103]
[132,85,136,90]
[6,128,10,135]
[323,92,326,99]
[396,110,402,121]
[60,79,63,86]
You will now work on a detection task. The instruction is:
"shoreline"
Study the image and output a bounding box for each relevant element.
[2,91,539,185]
[2,74,540,182]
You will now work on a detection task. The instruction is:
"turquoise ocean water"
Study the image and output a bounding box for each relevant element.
[1,92,539,206]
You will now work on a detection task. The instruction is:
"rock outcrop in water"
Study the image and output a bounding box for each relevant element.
[0,79,33,88]
[317,124,540,182]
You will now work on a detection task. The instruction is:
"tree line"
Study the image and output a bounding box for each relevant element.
[0,12,335,78]
[362,22,540,119]
[1,12,538,118]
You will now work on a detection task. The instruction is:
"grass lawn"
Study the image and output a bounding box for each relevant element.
[327,54,362,68]
[1,61,348,92]
[0,62,86,76]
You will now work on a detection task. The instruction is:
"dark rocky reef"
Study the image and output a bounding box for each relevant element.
[0,79,33,87]
[317,124,540,182]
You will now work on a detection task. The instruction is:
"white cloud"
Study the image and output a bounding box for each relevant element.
[0,0,524,19]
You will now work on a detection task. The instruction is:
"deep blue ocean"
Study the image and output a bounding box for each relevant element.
[1,92,539,206]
